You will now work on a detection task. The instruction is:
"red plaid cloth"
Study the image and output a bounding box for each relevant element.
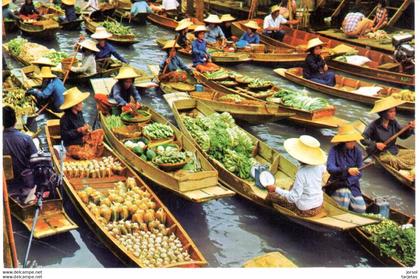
[342,12,364,33]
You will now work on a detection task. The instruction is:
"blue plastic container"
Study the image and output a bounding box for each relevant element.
[195,84,204,92]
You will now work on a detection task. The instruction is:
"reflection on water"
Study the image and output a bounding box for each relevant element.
[4,20,414,268]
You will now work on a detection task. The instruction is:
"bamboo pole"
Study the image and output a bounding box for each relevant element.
[195,0,204,22]
[3,176,19,268]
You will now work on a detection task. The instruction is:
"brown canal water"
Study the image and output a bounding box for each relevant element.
[4,21,415,268]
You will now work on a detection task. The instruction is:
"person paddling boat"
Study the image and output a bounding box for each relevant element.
[91,26,129,67]
[70,39,99,76]
[159,40,193,82]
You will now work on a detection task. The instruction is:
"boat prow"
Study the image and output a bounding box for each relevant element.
[243,252,297,268]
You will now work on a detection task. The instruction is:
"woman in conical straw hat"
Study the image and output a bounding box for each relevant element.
[175,19,193,49]
[220,14,237,41]
[70,39,99,76]
[326,124,366,213]
[362,96,415,172]
[92,26,129,65]
[203,14,226,47]
[59,0,77,23]
[191,25,220,73]
[60,87,105,160]
[3,0,19,21]
[237,20,260,48]
[159,40,193,82]
[266,135,327,217]
[303,37,336,87]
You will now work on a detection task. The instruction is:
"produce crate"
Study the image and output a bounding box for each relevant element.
[250,44,265,53]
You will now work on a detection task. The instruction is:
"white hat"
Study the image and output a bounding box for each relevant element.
[91,26,112,39]
[204,14,222,24]
[284,135,327,165]
[78,39,100,52]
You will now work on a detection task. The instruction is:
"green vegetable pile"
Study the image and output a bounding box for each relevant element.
[153,145,187,165]
[218,94,245,102]
[182,112,256,179]
[105,115,124,129]
[103,21,132,35]
[44,51,68,65]
[3,88,36,116]
[203,69,229,80]
[248,78,272,89]
[7,37,28,56]
[143,123,174,140]
[361,214,415,266]
[273,88,330,111]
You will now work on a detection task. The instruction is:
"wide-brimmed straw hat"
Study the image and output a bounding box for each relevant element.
[60,87,90,110]
[78,39,100,52]
[194,25,208,33]
[91,26,112,39]
[220,14,236,22]
[271,5,280,13]
[32,57,56,66]
[176,19,193,31]
[162,40,181,50]
[369,95,407,114]
[204,14,222,24]
[62,0,75,5]
[38,66,57,79]
[114,66,140,80]
[306,38,325,51]
[244,20,260,30]
[284,135,327,165]
[3,0,11,7]
[331,124,364,143]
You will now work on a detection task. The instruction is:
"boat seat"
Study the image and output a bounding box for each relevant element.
[377,62,400,71]
[310,207,328,219]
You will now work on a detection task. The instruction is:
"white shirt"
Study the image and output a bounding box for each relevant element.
[85,0,99,11]
[162,0,179,11]
[275,164,325,211]
[71,53,97,76]
[263,14,287,30]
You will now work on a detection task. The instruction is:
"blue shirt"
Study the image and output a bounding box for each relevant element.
[64,5,77,21]
[239,32,260,44]
[327,145,363,196]
[96,42,128,64]
[191,39,209,66]
[205,25,225,44]
[131,1,152,15]
[33,78,66,112]
[3,8,18,20]
[159,54,190,73]
[109,82,141,106]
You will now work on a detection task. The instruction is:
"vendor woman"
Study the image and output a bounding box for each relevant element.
[19,0,38,19]
[303,38,336,87]
[70,39,99,76]
[362,96,415,173]
[326,124,366,213]
[191,25,219,73]
[238,20,260,46]
[59,0,78,23]
[91,27,129,65]
[204,14,226,46]
[220,14,237,42]
[175,19,193,49]
[60,87,105,160]
[159,40,193,82]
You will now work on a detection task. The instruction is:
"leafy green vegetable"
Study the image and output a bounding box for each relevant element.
[103,20,132,35]
[105,115,124,129]
[44,51,68,65]
[273,88,330,111]
[143,123,174,140]
[7,37,28,56]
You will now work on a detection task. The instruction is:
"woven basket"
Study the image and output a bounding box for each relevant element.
[61,57,77,72]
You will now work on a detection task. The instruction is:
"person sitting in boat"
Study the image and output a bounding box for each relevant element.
[175,18,193,49]
[220,14,237,42]
[159,40,193,82]
[59,0,78,23]
[263,5,298,42]
[131,0,152,17]
[237,20,260,47]
[70,39,99,76]
[26,66,66,113]
[3,0,19,21]
[362,96,415,175]
[95,66,142,114]
[161,0,179,18]
[3,106,38,204]
[18,0,38,19]
[204,14,226,47]
[82,0,99,14]
[326,124,366,213]
[91,27,129,66]
[342,7,373,38]
[303,38,336,87]
[266,135,327,217]
[191,25,220,73]
[60,87,105,160]
[372,0,388,32]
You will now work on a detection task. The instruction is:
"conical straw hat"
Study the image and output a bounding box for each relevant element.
[60,87,90,110]
[243,20,260,30]
[114,66,140,80]
[306,38,324,51]
[204,14,222,24]
[271,5,280,13]
[220,14,236,22]
[331,124,364,143]
[194,25,208,33]
[78,39,100,52]
[32,57,56,66]
[3,0,11,7]
[162,40,181,49]
[284,135,327,165]
[369,95,407,114]
[91,26,112,39]
[62,0,75,5]
[38,66,57,79]
[176,19,193,31]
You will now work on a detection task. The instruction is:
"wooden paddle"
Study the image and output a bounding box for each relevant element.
[323,161,375,189]
[62,35,84,84]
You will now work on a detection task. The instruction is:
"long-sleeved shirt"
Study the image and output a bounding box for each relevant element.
[162,0,179,11]
[64,5,77,22]
[131,1,152,15]
[3,8,18,20]
[191,39,209,66]
[327,145,363,196]
[177,32,188,48]
[19,3,37,16]
[71,53,97,75]
[220,24,232,40]
[60,110,85,147]
[109,82,141,106]
[33,78,66,112]
[303,53,325,79]
[362,118,414,155]
[275,164,326,211]
[96,42,128,64]
[263,14,287,31]
[205,25,225,44]
[159,54,190,73]
[3,128,38,187]
[239,31,260,44]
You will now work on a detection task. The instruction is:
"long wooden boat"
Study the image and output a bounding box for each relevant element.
[170,98,379,232]
[91,78,235,203]
[194,69,346,128]
[60,18,83,31]
[3,155,78,239]
[83,15,139,45]
[147,13,201,31]
[45,119,207,267]
[349,194,415,267]
[242,252,297,268]
[274,68,415,113]
[63,60,123,84]
[113,8,148,25]
[232,20,413,86]
[17,18,61,40]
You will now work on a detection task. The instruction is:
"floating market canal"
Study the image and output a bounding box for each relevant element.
[3,11,415,268]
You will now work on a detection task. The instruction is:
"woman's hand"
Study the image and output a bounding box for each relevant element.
[323,64,328,72]
[266,185,276,193]
[408,120,415,130]
[348,167,360,176]
[376,142,386,151]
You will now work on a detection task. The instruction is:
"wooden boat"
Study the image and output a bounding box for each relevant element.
[206,0,266,19]
[60,18,83,31]
[194,69,346,128]
[3,155,78,239]
[83,15,139,45]
[37,3,82,30]
[45,119,208,267]
[242,252,297,268]
[4,19,19,33]
[113,8,148,25]
[232,20,413,86]
[147,13,201,31]
[17,18,61,40]
[170,98,379,232]
[274,68,415,113]
[349,194,415,267]
[63,60,123,84]
[91,78,235,203]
